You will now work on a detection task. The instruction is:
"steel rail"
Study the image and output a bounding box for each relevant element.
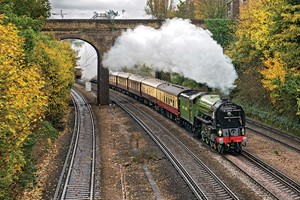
[74,89,96,200]
[224,150,300,200]
[54,89,96,200]
[53,91,80,200]
[242,150,300,195]
[110,94,207,200]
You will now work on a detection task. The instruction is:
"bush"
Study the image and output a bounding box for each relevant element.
[204,19,236,48]
[233,96,300,136]
[0,16,47,199]
[29,35,76,129]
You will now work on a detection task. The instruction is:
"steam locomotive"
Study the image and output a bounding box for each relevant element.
[109,71,247,154]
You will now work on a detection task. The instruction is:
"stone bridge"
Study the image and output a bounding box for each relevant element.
[42,19,205,105]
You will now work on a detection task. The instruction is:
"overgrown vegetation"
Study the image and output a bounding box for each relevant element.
[9,121,59,197]
[204,19,235,48]
[0,0,76,198]
[227,0,299,133]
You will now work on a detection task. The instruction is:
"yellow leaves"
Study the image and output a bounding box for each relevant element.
[262,54,286,83]
[29,36,76,126]
[0,14,76,195]
[260,53,287,105]
[229,0,300,116]
[0,16,48,188]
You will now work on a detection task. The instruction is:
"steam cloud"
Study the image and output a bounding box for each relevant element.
[102,18,237,93]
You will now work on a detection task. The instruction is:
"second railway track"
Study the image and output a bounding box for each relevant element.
[54,89,96,200]
[225,150,300,200]
[78,81,300,199]
[246,119,300,154]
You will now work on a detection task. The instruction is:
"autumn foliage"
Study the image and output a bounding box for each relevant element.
[229,0,300,118]
[29,35,76,129]
[0,14,76,198]
[0,16,46,196]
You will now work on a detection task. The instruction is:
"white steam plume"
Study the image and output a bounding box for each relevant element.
[102,18,237,93]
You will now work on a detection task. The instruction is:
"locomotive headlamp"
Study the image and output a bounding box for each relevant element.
[218,129,222,136]
[241,128,245,135]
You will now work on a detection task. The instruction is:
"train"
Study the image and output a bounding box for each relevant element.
[109,71,247,154]
[75,66,82,79]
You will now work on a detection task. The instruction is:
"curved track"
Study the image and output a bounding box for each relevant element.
[54,89,96,200]
[225,151,300,200]
[246,119,300,154]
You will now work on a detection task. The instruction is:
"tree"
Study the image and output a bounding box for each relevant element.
[170,0,195,19]
[0,16,47,198]
[204,19,235,47]
[228,0,300,117]
[0,0,50,63]
[0,0,51,19]
[145,0,175,19]
[29,35,76,129]
[194,0,228,19]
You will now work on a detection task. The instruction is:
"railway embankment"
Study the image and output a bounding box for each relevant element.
[18,84,300,199]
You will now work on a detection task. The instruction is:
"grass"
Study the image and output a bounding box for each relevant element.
[233,97,300,136]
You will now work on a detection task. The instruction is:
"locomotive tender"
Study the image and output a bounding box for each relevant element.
[109,71,247,154]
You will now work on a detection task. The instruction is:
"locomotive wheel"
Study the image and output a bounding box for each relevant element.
[205,137,210,145]
[210,140,216,149]
[217,144,224,154]
[201,131,206,142]
[192,128,199,138]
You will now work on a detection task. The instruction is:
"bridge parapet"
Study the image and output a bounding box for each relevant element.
[43,19,205,31]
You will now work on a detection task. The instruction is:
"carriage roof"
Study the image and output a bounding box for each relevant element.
[141,78,166,88]
[157,83,192,96]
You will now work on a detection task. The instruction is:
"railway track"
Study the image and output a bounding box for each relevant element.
[54,89,96,200]
[246,119,300,154]
[110,91,238,200]
[225,150,300,200]
[80,80,299,199]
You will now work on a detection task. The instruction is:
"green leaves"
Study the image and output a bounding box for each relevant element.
[0,12,76,198]
[29,36,76,129]
[228,0,300,118]
[204,19,235,47]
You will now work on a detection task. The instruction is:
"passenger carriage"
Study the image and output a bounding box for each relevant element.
[116,72,131,93]
[141,78,166,107]
[156,83,192,122]
[109,71,119,89]
[128,74,145,101]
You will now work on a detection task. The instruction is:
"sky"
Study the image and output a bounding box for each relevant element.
[49,0,150,19]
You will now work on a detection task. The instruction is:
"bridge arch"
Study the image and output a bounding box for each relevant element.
[60,36,99,79]
[42,19,205,105]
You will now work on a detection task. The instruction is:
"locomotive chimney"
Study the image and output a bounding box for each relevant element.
[221,95,231,101]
